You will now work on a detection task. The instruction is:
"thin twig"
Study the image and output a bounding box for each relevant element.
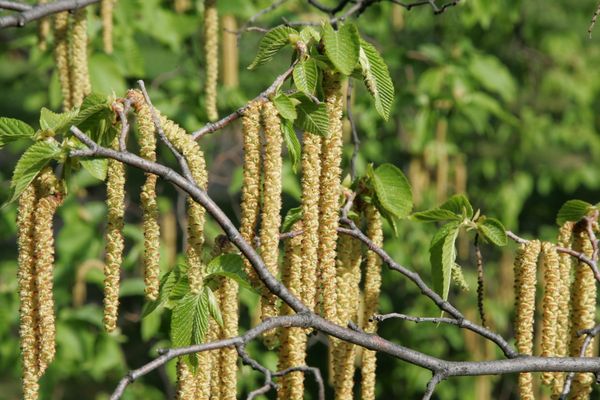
[422,373,444,400]
[237,0,290,38]
[559,324,600,399]
[0,0,100,28]
[0,0,31,12]
[374,312,463,326]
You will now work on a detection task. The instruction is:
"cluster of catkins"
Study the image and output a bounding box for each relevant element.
[514,221,597,399]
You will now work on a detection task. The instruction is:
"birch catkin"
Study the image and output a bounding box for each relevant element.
[361,204,383,400]
[540,242,560,386]
[513,240,540,400]
[204,0,219,121]
[175,359,196,400]
[70,7,91,108]
[53,12,71,111]
[101,0,116,54]
[104,136,125,332]
[37,0,50,51]
[259,101,283,348]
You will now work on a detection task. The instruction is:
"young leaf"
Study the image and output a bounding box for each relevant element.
[143,267,180,317]
[205,253,254,291]
[477,217,508,246]
[440,194,473,219]
[248,25,297,70]
[430,222,460,301]
[70,93,112,136]
[322,22,360,75]
[412,208,461,223]
[40,107,78,134]
[170,291,198,348]
[299,26,320,44]
[295,96,329,137]
[556,200,593,226]
[273,93,297,121]
[192,289,209,345]
[0,117,35,148]
[293,59,318,95]
[205,286,223,328]
[282,205,303,232]
[281,119,301,173]
[8,140,62,204]
[369,163,413,219]
[358,39,394,121]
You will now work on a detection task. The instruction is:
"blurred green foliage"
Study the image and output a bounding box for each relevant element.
[1,0,600,399]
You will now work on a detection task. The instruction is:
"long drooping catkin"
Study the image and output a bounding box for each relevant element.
[568,227,596,400]
[317,72,343,323]
[70,8,91,108]
[221,15,239,88]
[101,0,115,54]
[552,222,574,396]
[218,274,239,400]
[259,101,283,348]
[277,224,306,400]
[175,359,196,400]
[204,0,219,121]
[17,183,40,400]
[239,101,262,287]
[53,12,71,111]
[37,0,50,51]
[540,242,560,386]
[130,91,161,301]
[300,132,322,311]
[514,240,540,400]
[361,204,383,400]
[103,136,125,332]
[32,170,62,375]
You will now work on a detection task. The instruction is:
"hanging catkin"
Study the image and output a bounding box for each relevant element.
[218,255,239,399]
[259,101,283,348]
[53,12,71,111]
[277,223,306,400]
[540,242,560,386]
[513,240,541,400]
[360,204,383,400]
[175,359,196,400]
[568,226,596,400]
[552,222,574,396]
[317,72,343,323]
[204,0,219,121]
[37,0,50,51]
[101,0,116,54]
[239,101,262,287]
[130,91,161,301]
[103,135,125,332]
[174,0,192,13]
[17,183,40,400]
[70,7,91,108]
[221,15,239,88]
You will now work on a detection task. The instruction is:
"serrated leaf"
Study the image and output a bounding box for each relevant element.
[248,25,297,70]
[295,96,329,137]
[282,205,303,232]
[273,93,297,120]
[322,22,360,75]
[80,158,108,181]
[8,140,62,204]
[369,163,413,219]
[40,107,78,134]
[0,117,35,148]
[299,26,320,44]
[358,39,394,121]
[293,59,318,95]
[70,93,112,137]
[205,287,223,328]
[556,200,593,226]
[430,222,460,301]
[281,119,301,173]
[440,194,473,219]
[205,254,254,291]
[412,208,461,223]
[192,290,209,345]
[477,217,507,246]
[170,292,198,348]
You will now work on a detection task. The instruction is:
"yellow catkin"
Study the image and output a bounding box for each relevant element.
[221,15,239,88]
[101,0,116,54]
[103,136,125,332]
[259,101,283,348]
[239,101,262,287]
[37,0,50,51]
[552,222,574,396]
[514,240,541,400]
[361,204,383,400]
[194,342,213,399]
[174,0,191,13]
[204,0,219,121]
[300,132,322,311]
[70,8,91,108]
[17,183,40,400]
[568,227,596,400]
[53,12,71,111]
[333,233,362,400]
[540,242,560,386]
[317,72,343,323]
[130,91,161,301]
[209,316,222,400]
[32,170,63,375]
[175,359,196,400]
[277,224,306,400]
[219,277,239,399]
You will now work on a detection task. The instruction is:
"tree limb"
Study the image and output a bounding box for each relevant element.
[0,0,100,28]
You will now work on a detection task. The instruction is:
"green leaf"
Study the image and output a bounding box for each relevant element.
[70,93,112,138]
[143,265,187,317]
[170,292,197,348]
[282,205,303,232]
[556,200,593,226]
[369,163,413,219]
[192,290,209,345]
[205,287,223,328]
[293,59,318,95]
[358,39,394,121]
[477,217,508,247]
[281,119,301,173]
[40,107,78,134]
[295,96,329,137]
[430,222,460,301]
[0,117,35,148]
[8,140,62,204]
[205,254,254,291]
[322,22,360,75]
[440,194,473,219]
[273,93,297,121]
[299,26,320,44]
[248,25,297,70]
[80,158,108,181]
[412,208,461,223]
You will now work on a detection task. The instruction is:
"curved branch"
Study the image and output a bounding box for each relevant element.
[0,0,100,29]
[0,1,31,12]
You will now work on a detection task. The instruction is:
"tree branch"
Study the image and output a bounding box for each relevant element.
[0,0,100,28]
[0,1,31,12]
